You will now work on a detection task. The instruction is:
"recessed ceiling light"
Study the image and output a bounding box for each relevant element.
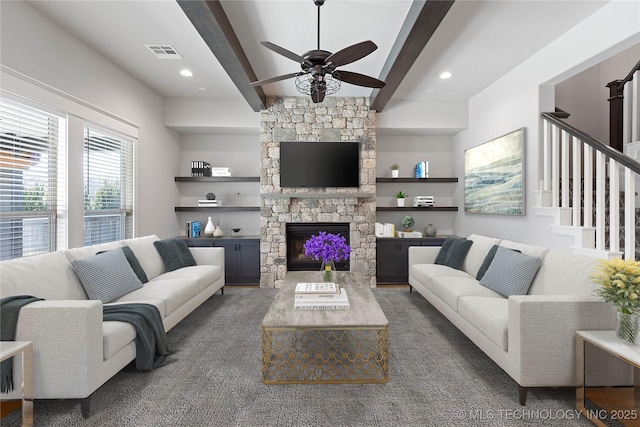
[180,69,193,77]
[439,71,453,79]
[197,87,207,91]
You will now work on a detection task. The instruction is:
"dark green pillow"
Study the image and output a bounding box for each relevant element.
[444,238,473,270]
[121,246,149,283]
[434,236,460,265]
[153,237,197,272]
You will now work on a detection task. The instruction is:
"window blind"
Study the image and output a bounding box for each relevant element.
[83,127,133,245]
[0,97,65,260]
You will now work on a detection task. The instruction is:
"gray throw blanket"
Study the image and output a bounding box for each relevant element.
[103,303,172,371]
[1,295,44,393]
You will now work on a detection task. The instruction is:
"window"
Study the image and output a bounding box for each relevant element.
[0,97,65,260]
[83,127,133,246]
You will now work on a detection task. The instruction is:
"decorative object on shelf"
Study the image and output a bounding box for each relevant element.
[465,128,525,215]
[395,191,407,207]
[401,216,414,231]
[391,163,399,178]
[213,225,224,237]
[206,193,216,200]
[187,220,201,238]
[424,224,438,237]
[204,216,215,237]
[414,161,428,178]
[303,232,351,283]
[590,258,640,344]
[232,228,242,237]
[211,167,232,177]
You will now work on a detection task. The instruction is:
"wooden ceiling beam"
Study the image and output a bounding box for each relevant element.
[369,0,455,112]
[177,0,266,112]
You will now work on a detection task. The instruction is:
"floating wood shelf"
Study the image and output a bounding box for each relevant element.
[376,177,458,183]
[376,206,458,212]
[175,176,260,182]
[174,206,260,212]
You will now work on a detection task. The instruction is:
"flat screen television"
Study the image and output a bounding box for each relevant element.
[280,142,360,188]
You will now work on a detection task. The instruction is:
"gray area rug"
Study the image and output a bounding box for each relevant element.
[4,287,596,426]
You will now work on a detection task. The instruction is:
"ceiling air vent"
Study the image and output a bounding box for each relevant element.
[146,45,183,59]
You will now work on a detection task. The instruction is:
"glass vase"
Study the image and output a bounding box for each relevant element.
[321,260,336,283]
[616,310,639,345]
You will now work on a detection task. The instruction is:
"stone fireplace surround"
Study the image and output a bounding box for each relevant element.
[260,96,377,288]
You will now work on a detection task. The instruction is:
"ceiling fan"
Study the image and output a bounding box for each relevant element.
[250,0,386,103]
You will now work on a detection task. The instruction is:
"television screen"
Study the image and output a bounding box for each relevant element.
[280,142,360,188]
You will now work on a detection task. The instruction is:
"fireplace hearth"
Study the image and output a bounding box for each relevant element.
[286,222,350,271]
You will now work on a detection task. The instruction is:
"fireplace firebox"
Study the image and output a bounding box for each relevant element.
[286,222,350,271]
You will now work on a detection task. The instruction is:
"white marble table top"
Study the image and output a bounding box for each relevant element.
[262,272,388,329]
[577,330,640,367]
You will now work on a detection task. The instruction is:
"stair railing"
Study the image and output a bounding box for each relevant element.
[540,112,640,260]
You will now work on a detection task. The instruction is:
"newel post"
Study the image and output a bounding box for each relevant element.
[607,79,624,152]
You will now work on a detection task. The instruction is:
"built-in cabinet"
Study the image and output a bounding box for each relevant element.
[184,237,260,285]
[376,237,446,284]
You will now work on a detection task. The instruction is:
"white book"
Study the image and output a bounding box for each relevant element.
[294,288,349,310]
[295,282,339,294]
[294,303,350,311]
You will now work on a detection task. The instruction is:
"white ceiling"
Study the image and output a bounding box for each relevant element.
[26,0,609,108]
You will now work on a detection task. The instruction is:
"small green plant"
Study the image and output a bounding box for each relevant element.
[395,190,407,199]
[390,163,399,170]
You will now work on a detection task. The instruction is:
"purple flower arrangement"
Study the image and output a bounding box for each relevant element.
[303,232,351,264]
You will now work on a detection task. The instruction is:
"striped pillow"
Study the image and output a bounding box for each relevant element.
[71,249,143,303]
[479,246,542,297]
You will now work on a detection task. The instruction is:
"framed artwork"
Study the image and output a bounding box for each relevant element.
[464,128,525,215]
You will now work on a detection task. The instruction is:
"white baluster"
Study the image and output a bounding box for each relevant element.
[561,130,570,208]
[572,136,581,226]
[584,145,594,228]
[624,168,636,260]
[609,159,620,252]
[595,151,606,250]
[552,125,560,207]
[543,120,551,191]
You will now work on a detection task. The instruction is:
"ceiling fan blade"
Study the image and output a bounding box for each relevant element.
[260,41,309,65]
[333,70,386,89]
[250,72,301,87]
[325,41,377,67]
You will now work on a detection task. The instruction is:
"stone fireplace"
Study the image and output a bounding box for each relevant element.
[260,96,377,288]
[286,222,350,271]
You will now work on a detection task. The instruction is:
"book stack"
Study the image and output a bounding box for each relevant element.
[191,161,212,177]
[375,222,396,237]
[414,161,429,178]
[186,220,201,238]
[197,199,221,207]
[211,167,231,177]
[294,282,350,310]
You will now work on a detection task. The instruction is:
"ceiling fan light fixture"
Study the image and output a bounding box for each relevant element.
[295,73,341,98]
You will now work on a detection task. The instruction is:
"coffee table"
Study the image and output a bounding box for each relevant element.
[261,272,389,384]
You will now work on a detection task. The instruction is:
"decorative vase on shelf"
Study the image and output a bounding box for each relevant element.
[616,310,639,344]
[204,216,215,236]
[391,169,399,178]
[213,225,224,237]
[424,224,437,237]
[397,198,405,207]
[321,260,336,283]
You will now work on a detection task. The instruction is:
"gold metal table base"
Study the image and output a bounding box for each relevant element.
[262,326,389,384]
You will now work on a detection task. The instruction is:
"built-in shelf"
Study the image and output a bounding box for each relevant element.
[174,206,260,212]
[376,206,458,212]
[376,177,458,183]
[175,176,260,182]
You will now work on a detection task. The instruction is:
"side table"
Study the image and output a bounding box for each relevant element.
[0,341,33,427]
[576,331,639,427]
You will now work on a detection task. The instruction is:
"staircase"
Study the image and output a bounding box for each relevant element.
[535,64,640,260]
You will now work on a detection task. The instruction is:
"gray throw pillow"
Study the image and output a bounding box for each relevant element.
[71,249,143,303]
[98,247,149,284]
[479,246,542,297]
[475,245,521,280]
[434,236,473,270]
[153,237,197,272]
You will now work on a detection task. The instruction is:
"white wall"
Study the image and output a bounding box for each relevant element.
[451,0,640,249]
[0,1,182,242]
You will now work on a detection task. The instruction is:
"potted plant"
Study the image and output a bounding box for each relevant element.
[395,190,407,207]
[590,258,640,344]
[391,163,399,178]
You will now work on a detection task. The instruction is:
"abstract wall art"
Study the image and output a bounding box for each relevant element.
[464,128,525,215]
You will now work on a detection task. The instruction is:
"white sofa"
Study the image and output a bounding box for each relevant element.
[0,235,224,417]
[408,234,628,405]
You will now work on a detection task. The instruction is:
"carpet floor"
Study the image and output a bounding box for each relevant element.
[3,287,595,426]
